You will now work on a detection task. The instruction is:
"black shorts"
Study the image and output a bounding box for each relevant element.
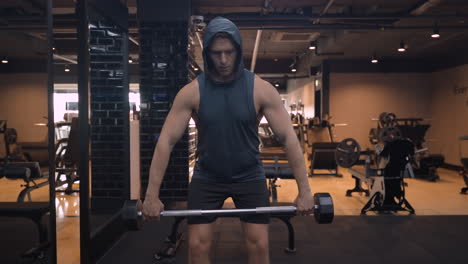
[187,178,270,225]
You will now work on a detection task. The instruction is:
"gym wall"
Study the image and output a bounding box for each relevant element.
[286,77,315,118]
[329,72,433,149]
[428,64,468,165]
[0,73,48,142]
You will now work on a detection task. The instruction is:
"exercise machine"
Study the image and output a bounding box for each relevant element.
[336,137,415,214]
[369,112,444,181]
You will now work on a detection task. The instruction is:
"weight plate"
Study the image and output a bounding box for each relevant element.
[313,193,334,224]
[122,200,143,231]
[335,138,361,168]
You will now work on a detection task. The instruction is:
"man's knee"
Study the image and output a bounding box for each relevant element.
[245,232,269,254]
[188,225,213,257]
[189,236,212,254]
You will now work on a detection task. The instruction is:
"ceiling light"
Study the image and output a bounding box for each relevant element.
[64,65,70,72]
[274,82,280,87]
[431,22,440,38]
[371,54,378,64]
[290,56,298,72]
[1,57,8,64]
[128,57,133,63]
[398,41,406,52]
[194,67,199,71]
[308,41,317,50]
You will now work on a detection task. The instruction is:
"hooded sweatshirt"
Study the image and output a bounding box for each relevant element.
[193,17,265,183]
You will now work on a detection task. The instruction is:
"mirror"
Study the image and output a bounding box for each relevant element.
[0,0,56,263]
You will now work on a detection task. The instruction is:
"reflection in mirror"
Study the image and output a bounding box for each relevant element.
[0,0,55,263]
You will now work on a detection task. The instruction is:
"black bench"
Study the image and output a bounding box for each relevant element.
[0,202,51,259]
[262,157,295,203]
[0,161,49,202]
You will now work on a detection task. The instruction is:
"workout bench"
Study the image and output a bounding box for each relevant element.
[262,156,295,203]
[1,162,49,202]
[0,202,50,260]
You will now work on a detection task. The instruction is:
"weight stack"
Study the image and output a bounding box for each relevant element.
[89,6,130,211]
[138,0,192,202]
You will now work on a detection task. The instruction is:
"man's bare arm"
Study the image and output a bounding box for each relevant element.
[256,78,311,196]
[145,81,197,198]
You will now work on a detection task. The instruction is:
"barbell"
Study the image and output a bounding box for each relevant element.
[122,193,334,230]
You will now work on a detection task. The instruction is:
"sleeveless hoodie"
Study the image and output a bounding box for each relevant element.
[193,17,265,183]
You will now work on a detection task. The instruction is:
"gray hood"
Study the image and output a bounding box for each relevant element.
[202,17,245,81]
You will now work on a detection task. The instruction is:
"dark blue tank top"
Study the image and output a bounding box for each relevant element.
[193,70,265,183]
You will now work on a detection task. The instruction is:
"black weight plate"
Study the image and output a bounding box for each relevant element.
[313,193,334,224]
[122,200,143,231]
[335,138,361,168]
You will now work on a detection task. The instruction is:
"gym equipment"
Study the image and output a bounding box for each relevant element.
[370,113,444,181]
[55,117,80,194]
[119,193,333,261]
[1,122,50,202]
[378,126,402,143]
[460,135,468,194]
[122,192,334,231]
[339,138,415,214]
[309,142,340,176]
[335,138,361,168]
[0,162,49,202]
[304,117,346,177]
[378,112,396,127]
[258,123,282,149]
[262,157,294,203]
[115,193,334,263]
[0,202,51,262]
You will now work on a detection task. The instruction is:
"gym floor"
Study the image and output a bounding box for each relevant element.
[0,166,467,263]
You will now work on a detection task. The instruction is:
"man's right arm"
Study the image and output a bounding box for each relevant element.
[144,81,197,200]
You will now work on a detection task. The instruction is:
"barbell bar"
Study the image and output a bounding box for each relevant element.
[122,193,334,230]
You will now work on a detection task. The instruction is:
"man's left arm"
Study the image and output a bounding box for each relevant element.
[257,78,313,213]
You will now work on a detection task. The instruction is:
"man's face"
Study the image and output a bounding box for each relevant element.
[208,37,238,79]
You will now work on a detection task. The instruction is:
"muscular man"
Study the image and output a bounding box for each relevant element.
[142,17,314,264]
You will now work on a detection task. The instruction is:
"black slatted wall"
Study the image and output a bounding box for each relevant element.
[89,13,130,211]
[139,22,191,202]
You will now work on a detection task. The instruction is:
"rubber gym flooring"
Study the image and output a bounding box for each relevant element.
[98,215,468,264]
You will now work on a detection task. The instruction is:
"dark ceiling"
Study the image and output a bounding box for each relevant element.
[1,0,468,75]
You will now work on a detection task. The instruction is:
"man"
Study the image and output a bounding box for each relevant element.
[142,17,314,264]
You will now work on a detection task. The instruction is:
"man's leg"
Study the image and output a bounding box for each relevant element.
[232,180,271,264]
[187,179,228,264]
[188,223,214,264]
[241,222,270,264]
